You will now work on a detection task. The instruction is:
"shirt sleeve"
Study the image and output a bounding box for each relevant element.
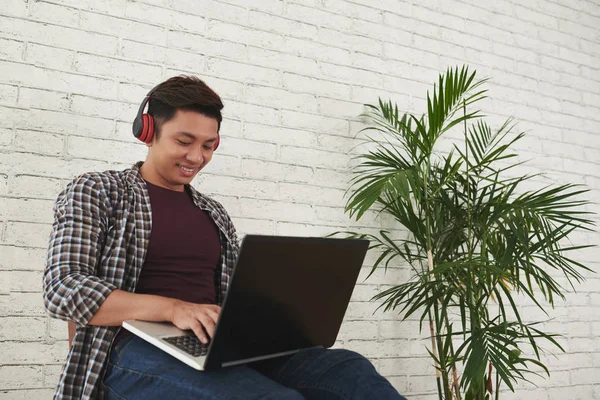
[43,175,117,326]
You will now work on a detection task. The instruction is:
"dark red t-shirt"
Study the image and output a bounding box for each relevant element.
[113,181,221,345]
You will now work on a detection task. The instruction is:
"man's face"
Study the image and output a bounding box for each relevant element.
[142,109,219,191]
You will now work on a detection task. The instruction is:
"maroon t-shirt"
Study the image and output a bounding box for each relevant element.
[113,180,221,345]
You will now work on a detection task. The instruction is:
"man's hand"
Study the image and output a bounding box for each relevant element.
[170,301,221,344]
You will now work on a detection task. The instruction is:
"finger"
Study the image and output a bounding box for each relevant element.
[207,304,221,313]
[189,319,208,344]
[205,308,220,324]
[197,314,216,339]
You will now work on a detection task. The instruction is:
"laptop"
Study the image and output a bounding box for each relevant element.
[122,234,369,371]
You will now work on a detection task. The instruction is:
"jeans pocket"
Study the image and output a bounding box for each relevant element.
[110,333,136,364]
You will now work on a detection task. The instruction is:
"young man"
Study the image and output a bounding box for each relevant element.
[44,76,406,399]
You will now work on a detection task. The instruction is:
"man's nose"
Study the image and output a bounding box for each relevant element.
[187,145,204,164]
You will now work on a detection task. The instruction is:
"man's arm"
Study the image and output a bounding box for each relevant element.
[88,289,220,343]
[44,176,116,326]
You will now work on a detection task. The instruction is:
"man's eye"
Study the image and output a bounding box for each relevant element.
[203,145,214,150]
[177,140,191,146]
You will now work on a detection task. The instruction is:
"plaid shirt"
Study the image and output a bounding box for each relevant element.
[43,162,240,400]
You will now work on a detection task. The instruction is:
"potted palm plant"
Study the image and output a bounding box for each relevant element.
[336,66,594,400]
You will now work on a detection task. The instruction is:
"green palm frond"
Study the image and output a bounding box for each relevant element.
[333,65,595,400]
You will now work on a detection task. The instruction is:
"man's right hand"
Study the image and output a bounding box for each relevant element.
[170,301,221,344]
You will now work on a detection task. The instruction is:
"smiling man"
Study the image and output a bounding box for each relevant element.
[43,76,405,400]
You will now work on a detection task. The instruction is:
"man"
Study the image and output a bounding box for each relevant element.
[44,75,406,399]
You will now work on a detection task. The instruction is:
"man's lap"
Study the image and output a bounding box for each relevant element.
[103,334,405,400]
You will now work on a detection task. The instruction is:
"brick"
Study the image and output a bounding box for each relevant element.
[319,62,382,88]
[279,182,345,207]
[172,0,248,25]
[407,374,437,393]
[414,4,464,31]
[0,389,56,399]
[0,17,118,57]
[0,174,8,195]
[0,84,18,107]
[232,218,274,236]
[0,292,46,316]
[276,221,346,237]
[347,338,410,358]
[43,364,64,387]
[559,18,597,40]
[69,95,137,122]
[223,0,282,13]
[13,130,64,156]
[377,356,434,376]
[3,222,52,248]
[414,35,464,59]
[0,246,47,272]
[207,20,284,51]
[547,385,594,399]
[167,30,247,61]
[285,37,351,65]
[224,100,279,125]
[207,59,279,87]
[237,198,314,223]
[80,11,166,45]
[351,18,412,46]
[30,1,79,26]
[48,0,125,14]
[245,85,318,112]
[337,320,378,340]
[0,366,44,389]
[48,318,70,341]
[248,10,317,39]
[3,0,28,16]
[0,61,118,99]
[217,137,277,160]
[280,110,348,135]
[9,175,68,200]
[0,341,66,364]
[18,109,115,139]
[0,271,8,294]
[0,198,55,224]
[243,123,317,147]
[10,271,44,293]
[17,88,70,111]
[280,145,348,170]
[352,52,411,81]
[120,40,206,73]
[68,136,146,163]
[286,3,353,30]
[0,317,46,341]
[0,38,24,62]
[240,159,314,184]
[125,1,206,33]
[74,53,162,82]
[318,28,383,57]
[283,73,351,99]
[196,175,277,200]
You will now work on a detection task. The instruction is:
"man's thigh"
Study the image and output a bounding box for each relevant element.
[252,347,406,400]
[103,335,303,400]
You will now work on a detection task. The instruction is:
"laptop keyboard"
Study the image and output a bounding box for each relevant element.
[162,334,210,357]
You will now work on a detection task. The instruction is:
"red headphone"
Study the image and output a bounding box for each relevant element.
[132,84,220,150]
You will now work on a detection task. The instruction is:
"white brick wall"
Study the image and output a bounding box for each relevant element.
[0,0,598,398]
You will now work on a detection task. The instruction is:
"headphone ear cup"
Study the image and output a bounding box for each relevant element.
[138,114,154,143]
[214,134,220,151]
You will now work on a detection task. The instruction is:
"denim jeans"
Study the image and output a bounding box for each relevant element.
[103,334,407,399]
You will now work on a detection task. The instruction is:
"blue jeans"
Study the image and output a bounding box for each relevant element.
[103,334,406,399]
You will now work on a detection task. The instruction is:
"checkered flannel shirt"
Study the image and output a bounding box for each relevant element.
[43,162,240,400]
